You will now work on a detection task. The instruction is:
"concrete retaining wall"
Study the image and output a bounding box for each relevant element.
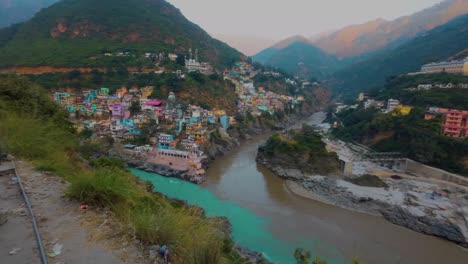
[403,159,468,187]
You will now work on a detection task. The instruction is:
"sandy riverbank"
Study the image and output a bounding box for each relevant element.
[284,174,468,247]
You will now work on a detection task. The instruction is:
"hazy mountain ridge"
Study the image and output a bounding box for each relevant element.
[252,36,342,78]
[329,14,468,98]
[312,0,468,58]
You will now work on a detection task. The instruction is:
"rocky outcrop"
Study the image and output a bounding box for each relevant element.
[382,206,468,247]
[236,246,271,264]
[143,163,205,184]
[257,159,306,181]
[216,216,271,264]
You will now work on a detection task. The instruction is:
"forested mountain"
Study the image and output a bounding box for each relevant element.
[0,0,243,68]
[252,36,341,78]
[329,14,468,98]
[0,0,57,28]
[312,0,468,58]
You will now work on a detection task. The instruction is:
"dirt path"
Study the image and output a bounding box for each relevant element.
[0,161,39,264]
[1,160,149,264]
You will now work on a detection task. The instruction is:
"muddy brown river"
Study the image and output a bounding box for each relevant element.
[134,113,468,263]
[204,113,468,264]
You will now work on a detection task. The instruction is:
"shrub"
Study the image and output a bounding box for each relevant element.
[0,114,78,175]
[90,156,127,170]
[67,168,138,206]
[131,201,226,264]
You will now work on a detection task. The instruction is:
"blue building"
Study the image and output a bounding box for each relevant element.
[158,134,174,150]
[220,115,230,130]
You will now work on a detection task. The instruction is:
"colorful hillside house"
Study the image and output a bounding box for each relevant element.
[176,120,186,134]
[89,90,98,99]
[54,92,70,102]
[158,134,174,150]
[68,105,76,113]
[258,105,268,112]
[206,115,216,124]
[393,105,413,116]
[100,88,110,95]
[111,103,125,117]
[142,100,164,111]
[220,115,230,130]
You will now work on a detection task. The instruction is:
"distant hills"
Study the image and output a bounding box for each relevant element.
[0,0,58,28]
[329,14,468,98]
[252,36,342,78]
[0,0,243,68]
[214,34,276,56]
[312,0,468,58]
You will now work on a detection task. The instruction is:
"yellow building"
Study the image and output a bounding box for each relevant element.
[421,58,468,75]
[141,86,154,99]
[393,105,413,116]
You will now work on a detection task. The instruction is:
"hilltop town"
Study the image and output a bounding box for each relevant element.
[52,55,310,183]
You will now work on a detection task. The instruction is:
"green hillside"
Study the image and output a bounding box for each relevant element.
[330,14,468,99]
[26,70,239,113]
[376,73,468,109]
[253,40,342,78]
[0,0,243,68]
[333,107,468,176]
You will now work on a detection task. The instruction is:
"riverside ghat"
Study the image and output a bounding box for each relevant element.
[132,112,468,264]
[122,139,208,184]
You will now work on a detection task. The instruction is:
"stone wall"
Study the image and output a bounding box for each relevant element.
[403,159,468,186]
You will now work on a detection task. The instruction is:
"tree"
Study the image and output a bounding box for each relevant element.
[176,53,185,66]
[313,257,328,264]
[79,128,93,139]
[129,101,141,115]
[294,248,311,264]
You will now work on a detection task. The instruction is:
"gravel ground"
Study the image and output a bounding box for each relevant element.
[1,160,154,264]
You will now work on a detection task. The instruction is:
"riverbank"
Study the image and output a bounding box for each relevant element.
[273,159,468,247]
[257,115,468,247]
[116,109,320,185]
[202,109,320,162]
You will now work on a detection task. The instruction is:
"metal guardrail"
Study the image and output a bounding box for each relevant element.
[12,161,48,264]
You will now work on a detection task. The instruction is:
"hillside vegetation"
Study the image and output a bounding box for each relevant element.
[376,73,468,109]
[258,125,340,175]
[333,107,468,176]
[330,14,468,99]
[0,75,251,264]
[27,70,239,113]
[0,0,243,68]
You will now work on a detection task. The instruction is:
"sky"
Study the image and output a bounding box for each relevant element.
[166,0,443,40]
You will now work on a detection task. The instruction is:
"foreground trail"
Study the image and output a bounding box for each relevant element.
[0,161,39,264]
[3,160,147,264]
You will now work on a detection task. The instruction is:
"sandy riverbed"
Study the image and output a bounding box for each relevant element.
[285,172,468,247]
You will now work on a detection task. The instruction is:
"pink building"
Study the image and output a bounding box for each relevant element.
[429,108,468,138]
[142,100,164,112]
